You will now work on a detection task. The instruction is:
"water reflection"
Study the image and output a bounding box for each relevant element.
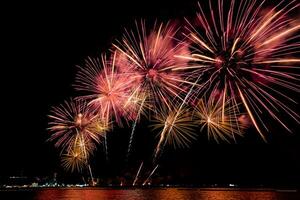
[32,188,298,200]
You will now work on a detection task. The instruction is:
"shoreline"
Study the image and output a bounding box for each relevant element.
[0,187,298,192]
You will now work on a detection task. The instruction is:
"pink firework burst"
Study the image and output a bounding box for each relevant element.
[48,99,108,153]
[113,20,193,110]
[74,53,141,125]
[178,0,300,141]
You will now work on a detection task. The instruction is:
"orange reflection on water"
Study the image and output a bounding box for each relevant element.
[33,188,298,200]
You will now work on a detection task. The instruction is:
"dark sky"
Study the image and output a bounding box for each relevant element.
[2,0,300,186]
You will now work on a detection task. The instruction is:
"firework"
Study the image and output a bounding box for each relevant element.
[113,20,193,158]
[113,20,193,110]
[61,145,86,173]
[61,133,93,172]
[46,0,300,178]
[151,104,197,159]
[142,165,159,186]
[178,0,300,140]
[48,99,108,153]
[74,53,141,125]
[61,134,97,183]
[132,162,144,186]
[126,97,147,160]
[193,95,245,143]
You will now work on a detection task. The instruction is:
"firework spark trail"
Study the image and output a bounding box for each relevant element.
[237,85,265,141]
[126,98,146,160]
[132,162,144,186]
[80,136,94,181]
[142,165,159,186]
[77,133,95,181]
[88,165,94,182]
[104,135,108,161]
[154,123,169,160]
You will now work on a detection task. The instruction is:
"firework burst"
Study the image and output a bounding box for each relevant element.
[151,104,197,159]
[46,0,300,177]
[178,0,300,140]
[61,146,86,173]
[61,130,102,173]
[74,53,141,125]
[113,20,193,110]
[48,99,108,153]
[193,95,245,143]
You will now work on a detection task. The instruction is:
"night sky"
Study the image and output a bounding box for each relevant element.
[2,1,300,186]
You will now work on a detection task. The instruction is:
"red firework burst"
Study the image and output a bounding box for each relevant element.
[74,53,141,125]
[113,20,193,110]
[178,0,300,141]
[48,99,108,152]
